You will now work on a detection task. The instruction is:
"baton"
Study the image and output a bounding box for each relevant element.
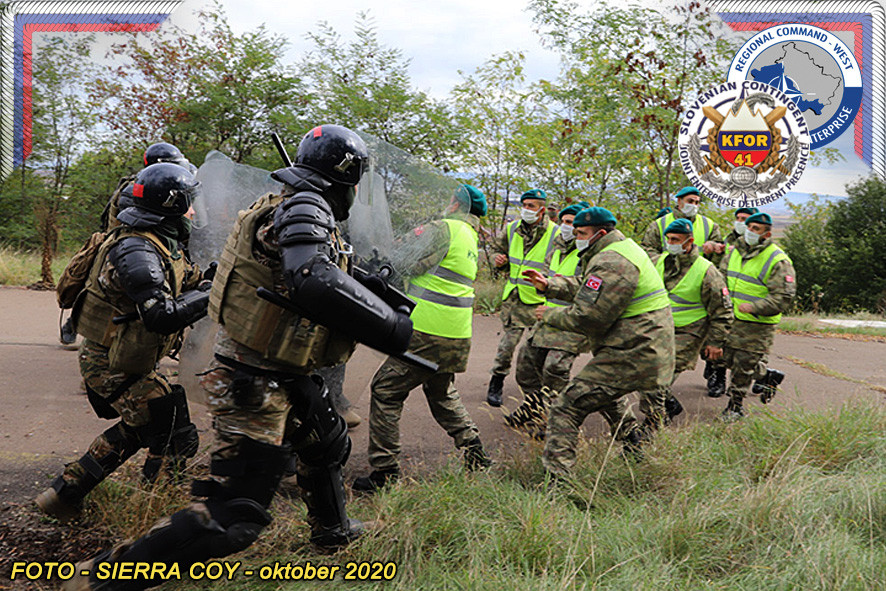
[256,287,438,373]
[112,312,139,325]
[272,133,293,167]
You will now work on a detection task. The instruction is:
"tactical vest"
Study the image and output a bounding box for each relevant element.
[654,253,712,327]
[546,245,581,308]
[658,212,712,249]
[502,219,558,305]
[407,218,478,339]
[208,192,356,371]
[75,228,185,374]
[726,243,791,324]
[601,238,670,318]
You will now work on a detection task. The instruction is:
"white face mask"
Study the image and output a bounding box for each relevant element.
[734,220,747,234]
[744,228,762,246]
[666,241,687,255]
[521,207,540,224]
[681,203,698,217]
[575,238,590,252]
[560,225,574,241]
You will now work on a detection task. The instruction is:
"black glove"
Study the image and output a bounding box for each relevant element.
[202,261,218,282]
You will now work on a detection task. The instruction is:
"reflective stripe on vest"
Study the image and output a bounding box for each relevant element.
[726,243,790,324]
[601,238,670,318]
[658,212,712,249]
[408,218,478,338]
[546,246,581,308]
[502,219,558,304]
[654,253,712,327]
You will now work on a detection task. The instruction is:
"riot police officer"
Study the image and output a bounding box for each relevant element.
[64,125,416,590]
[37,163,210,523]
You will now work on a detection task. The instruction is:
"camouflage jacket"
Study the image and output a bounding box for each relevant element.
[530,234,591,354]
[541,230,675,390]
[641,208,723,258]
[719,236,797,353]
[652,244,733,347]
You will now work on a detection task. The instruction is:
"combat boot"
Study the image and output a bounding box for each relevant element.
[622,429,644,461]
[35,477,82,524]
[505,390,543,428]
[753,369,785,404]
[703,359,714,380]
[463,438,493,471]
[352,467,400,494]
[665,395,684,421]
[707,367,726,398]
[720,400,746,423]
[486,374,505,407]
[342,409,362,429]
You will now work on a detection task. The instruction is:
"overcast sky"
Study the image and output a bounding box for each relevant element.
[79,0,877,197]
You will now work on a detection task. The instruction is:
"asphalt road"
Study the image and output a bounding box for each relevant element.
[2,286,885,507]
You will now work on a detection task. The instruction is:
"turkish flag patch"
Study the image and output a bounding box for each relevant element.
[722,287,729,296]
[786,275,794,283]
[414,225,424,236]
[585,275,602,290]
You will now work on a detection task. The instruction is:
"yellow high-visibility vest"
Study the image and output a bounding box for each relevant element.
[654,253,712,327]
[501,219,559,305]
[601,238,670,318]
[725,243,791,324]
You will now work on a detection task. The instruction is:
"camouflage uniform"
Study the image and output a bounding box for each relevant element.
[368,213,482,471]
[513,234,590,407]
[652,244,733,377]
[719,237,796,410]
[641,209,723,260]
[539,231,675,476]
[490,218,556,376]
[48,225,203,517]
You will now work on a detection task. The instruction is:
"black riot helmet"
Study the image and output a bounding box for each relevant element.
[117,163,200,227]
[144,142,190,168]
[294,125,369,185]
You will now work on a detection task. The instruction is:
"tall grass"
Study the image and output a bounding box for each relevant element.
[0,245,70,286]
[72,403,886,590]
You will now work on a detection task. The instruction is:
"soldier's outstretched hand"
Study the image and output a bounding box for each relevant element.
[522,269,548,292]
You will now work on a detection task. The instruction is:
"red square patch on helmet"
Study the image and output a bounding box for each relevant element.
[132,184,144,198]
[585,275,602,290]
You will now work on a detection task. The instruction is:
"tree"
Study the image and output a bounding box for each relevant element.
[29,34,98,285]
[781,196,834,312]
[93,3,303,168]
[299,12,460,170]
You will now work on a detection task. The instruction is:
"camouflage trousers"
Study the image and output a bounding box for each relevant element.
[60,340,175,492]
[491,325,525,376]
[723,347,768,407]
[514,342,577,399]
[368,356,480,471]
[675,332,705,375]
[542,379,638,477]
[636,388,669,428]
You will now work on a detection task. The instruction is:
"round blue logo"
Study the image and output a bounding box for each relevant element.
[726,24,862,150]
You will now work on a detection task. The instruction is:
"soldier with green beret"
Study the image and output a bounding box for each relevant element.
[522,207,675,474]
[353,183,492,492]
[704,206,759,397]
[642,186,723,259]
[651,218,733,429]
[506,201,592,437]
[719,212,796,420]
[487,188,560,407]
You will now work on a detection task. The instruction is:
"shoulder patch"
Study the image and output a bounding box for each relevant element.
[722,287,729,297]
[785,275,794,283]
[414,225,425,236]
[585,275,603,290]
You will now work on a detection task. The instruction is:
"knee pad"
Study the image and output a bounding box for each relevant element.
[192,437,290,508]
[284,375,350,467]
[136,385,199,458]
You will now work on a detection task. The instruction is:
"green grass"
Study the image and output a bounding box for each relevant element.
[0,245,70,286]
[76,402,886,590]
[779,314,886,339]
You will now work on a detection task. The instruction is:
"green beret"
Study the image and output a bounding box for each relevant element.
[573,206,617,227]
[558,203,584,219]
[735,207,759,217]
[455,184,487,217]
[674,186,700,200]
[664,218,693,235]
[656,206,673,219]
[520,189,547,202]
[745,212,773,226]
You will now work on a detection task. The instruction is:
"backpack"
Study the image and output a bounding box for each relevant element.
[56,230,110,309]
